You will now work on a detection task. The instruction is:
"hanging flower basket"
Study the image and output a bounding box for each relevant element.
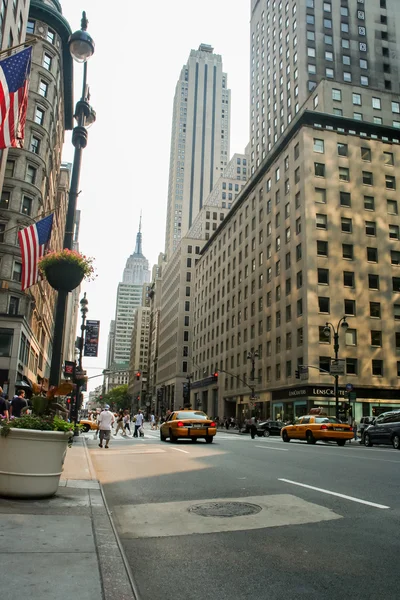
[38,249,95,292]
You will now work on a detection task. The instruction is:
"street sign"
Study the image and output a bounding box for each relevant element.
[330,359,346,375]
[349,391,357,401]
[84,320,100,357]
[345,383,353,391]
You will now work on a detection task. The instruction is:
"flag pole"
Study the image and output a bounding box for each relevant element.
[0,37,39,57]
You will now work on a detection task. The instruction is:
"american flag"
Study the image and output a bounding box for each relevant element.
[0,46,32,149]
[18,214,54,291]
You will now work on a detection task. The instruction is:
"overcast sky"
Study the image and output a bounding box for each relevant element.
[61,1,250,390]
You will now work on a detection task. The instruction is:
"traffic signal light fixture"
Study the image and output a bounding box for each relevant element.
[295,370,300,379]
[136,371,141,381]
[212,371,219,382]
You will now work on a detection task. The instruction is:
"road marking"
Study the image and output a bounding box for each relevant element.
[255,445,289,452]
[278,478,390,510]
[170,447,190,454]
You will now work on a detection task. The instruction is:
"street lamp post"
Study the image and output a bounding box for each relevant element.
[323,317,349,420]
[247,350,259,415]
[184,374,192,408]
[49,12,95,389]
[71,293,88,427]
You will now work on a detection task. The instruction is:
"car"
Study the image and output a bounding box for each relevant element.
[79,419,98,433]
[159,410,217,443]
[363,410,400,450]
[281,414,353,446]
[256,420,283,437]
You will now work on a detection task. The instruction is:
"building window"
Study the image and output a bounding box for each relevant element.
[317,240,328,256]
[362,171,373,185]
[341,217,352,233]
[367,247,378,262]
[8,296,19,315]
[370,302,381,318]
[353,93,362,106]
[22,196,32,216]
[5,160,14,178]
[46,28,55,44]
[384,152,394,166]
[26,20,35,34]
[344,299,356,316]
[12,262,22,282]
[339,167,350,182]
[0,191,10,210]
[391,251,400,265]
[34,106,45,125]
[372,360,383,376]
[368,274,380,290]
[43,53,52,71]
[314,163,325,177]
[386,176,396,190]
[365,221,376,236]
[26,165,37,184]
[318,268,329,285]
[318,297,330,313]
[337,143,348,156]
[313,139,324,153]
[0,328,13,357]
[332,88,342,101]
[343,271,354,287]
[39,80,49,97]
[345,329,357,346]
[342,244,353,260]
[340,192,351,207]
[389,225,400,240]
[346,358,358,375]
[30,135,40,154]
[315,188,326,204]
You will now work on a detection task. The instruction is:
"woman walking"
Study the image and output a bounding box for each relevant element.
[123,411,131,436]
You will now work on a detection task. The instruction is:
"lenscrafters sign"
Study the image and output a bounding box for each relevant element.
[84,320,100,357]
[272,385,400,401]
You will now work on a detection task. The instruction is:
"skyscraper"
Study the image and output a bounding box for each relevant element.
[249,0,400,174]
[164,43,231,258]
[110,220,150,365]
[189,0,400,421]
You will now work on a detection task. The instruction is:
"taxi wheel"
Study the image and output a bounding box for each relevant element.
[82,424,90,433]
[337,440,346,446]
[364,433,373,447]
[191,438,198,442]
[306,431,316,445]
[160,430,166,442]
[205,436,213,443]
[282,431,290,442]
[263,430,270,437]
[392,434,400,450]
[169,429,177,443]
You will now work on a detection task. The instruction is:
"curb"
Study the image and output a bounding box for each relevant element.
[83,438,141,600]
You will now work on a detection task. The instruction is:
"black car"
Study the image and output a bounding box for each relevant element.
[363,410,400,450]
[256,421,283,437]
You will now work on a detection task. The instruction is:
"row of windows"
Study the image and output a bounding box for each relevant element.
[313,161,396,188]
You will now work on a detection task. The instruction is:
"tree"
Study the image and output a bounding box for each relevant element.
[102,385,131,412]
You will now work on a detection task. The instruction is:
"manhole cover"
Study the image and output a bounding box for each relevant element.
[188,501,262,518]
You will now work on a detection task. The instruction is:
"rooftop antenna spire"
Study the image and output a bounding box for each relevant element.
[134,212,143,255]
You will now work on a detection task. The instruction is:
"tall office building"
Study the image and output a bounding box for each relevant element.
[110,221,150,365]
[0,1,74,396]
[164,43,231,258]
[249,0,400,173]
[189,0,400,421]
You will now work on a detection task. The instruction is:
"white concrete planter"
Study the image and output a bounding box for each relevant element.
[0,428,72,499]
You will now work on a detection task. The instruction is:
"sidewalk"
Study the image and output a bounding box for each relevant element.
[0,436,138,600]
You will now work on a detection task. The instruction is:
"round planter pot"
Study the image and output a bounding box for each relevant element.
[0,428,72,499]
[44,262,85,292]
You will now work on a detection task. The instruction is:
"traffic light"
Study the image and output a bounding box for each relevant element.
[295,369,300,379]
[136,371,141,380]
[157,389,162,400]
[212,371,219,382]
[183,382,189,401]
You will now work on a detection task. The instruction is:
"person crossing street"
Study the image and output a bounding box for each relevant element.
[133,410,144,438]
[98,405,115,449]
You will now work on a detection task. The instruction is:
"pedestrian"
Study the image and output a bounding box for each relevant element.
[134,409,144,438]
[225,418,229,430]
[150,412,155,430]
[154,414,159,430]
[352,419,358,443]
[123,411,131,436]
[98,404,115,449]
[0,387,9,420]
[10,389,28,418]
[250,419,257,439]
[114,410,124,436]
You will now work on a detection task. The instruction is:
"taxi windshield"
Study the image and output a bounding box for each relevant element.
[176,411,208,420]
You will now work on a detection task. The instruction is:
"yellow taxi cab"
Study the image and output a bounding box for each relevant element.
[79,419,99,433]
[160,409,217,443]
[281,409,353,446]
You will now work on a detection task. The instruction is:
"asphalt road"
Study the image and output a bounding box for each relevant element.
[87,428,400,600]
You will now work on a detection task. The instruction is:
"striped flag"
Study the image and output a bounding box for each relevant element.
[18,214,54,291]
[0,46,32,149]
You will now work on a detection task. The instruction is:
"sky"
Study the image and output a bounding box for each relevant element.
[60,1,251,391]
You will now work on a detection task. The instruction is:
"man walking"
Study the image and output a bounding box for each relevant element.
[10,389,28,418]
[98,404,115,449]
[134,409,144,438]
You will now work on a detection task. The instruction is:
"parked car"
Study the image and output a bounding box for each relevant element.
[363,410,400,449]
[256,421,283,437]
